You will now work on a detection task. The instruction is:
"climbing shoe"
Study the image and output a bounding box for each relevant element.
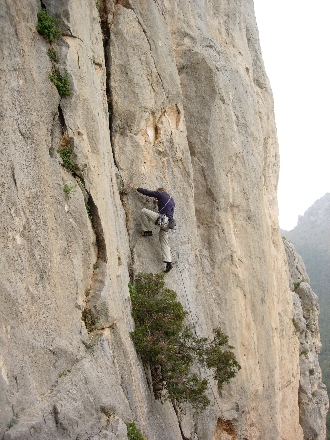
[164,262,173,273]
[141,231,153,236]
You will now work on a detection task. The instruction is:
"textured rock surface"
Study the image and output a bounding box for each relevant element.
[0,0,326,439]
[283,240,329,440]
[282,193,330,439]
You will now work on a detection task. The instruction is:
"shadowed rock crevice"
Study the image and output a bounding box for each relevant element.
[57,98,110,336]
[172,405,190,440]
[88,194,107,263]
[56,106,102,252]
[55,105,75,165]
[96,2,132,254]
[81,262,116,335]
[11,164,18,190]
[58,104,66,128]
[98,0,112,130]
[98,1,125,187]
[52,404,69,435]
[81,194,111,334]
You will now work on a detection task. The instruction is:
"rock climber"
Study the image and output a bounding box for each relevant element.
[130,185,175,273]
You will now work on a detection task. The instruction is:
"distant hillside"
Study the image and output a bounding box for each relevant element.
[282,192,330,437]
[282,192,330,301]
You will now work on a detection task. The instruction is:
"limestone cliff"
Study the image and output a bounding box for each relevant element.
[283,240,329,439]
[0,0,326,439]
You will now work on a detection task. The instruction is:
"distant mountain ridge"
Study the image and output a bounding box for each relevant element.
[282,192,330,438]
[282,193,330,297]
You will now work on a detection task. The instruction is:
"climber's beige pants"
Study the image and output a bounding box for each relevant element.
[141,208,171,263]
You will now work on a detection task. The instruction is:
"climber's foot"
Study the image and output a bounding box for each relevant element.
[141,231,153,236]
[164,262,173,273]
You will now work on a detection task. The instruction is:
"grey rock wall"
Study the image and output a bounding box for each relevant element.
[0,0,326,438]
[283,240,329,440]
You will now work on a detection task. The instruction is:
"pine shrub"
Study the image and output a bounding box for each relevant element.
[129,273,241,410]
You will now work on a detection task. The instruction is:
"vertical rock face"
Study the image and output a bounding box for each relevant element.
[0,1,326,439]
[282,193,330,439]
[283,240,329,440]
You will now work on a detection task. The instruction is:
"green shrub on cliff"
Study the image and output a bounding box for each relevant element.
[58,147,74,171]
[129,273,241,410]
[126,422,145,440]
[47,46,58,63]
[37,9,61,43]
[49,68,71,96]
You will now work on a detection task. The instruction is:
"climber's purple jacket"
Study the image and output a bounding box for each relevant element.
[137,188,175,219]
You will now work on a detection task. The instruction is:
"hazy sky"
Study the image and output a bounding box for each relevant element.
[253,0,330,231]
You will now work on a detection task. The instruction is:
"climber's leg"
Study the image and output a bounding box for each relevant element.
[141,208,159,234]
[159,229,171,263]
